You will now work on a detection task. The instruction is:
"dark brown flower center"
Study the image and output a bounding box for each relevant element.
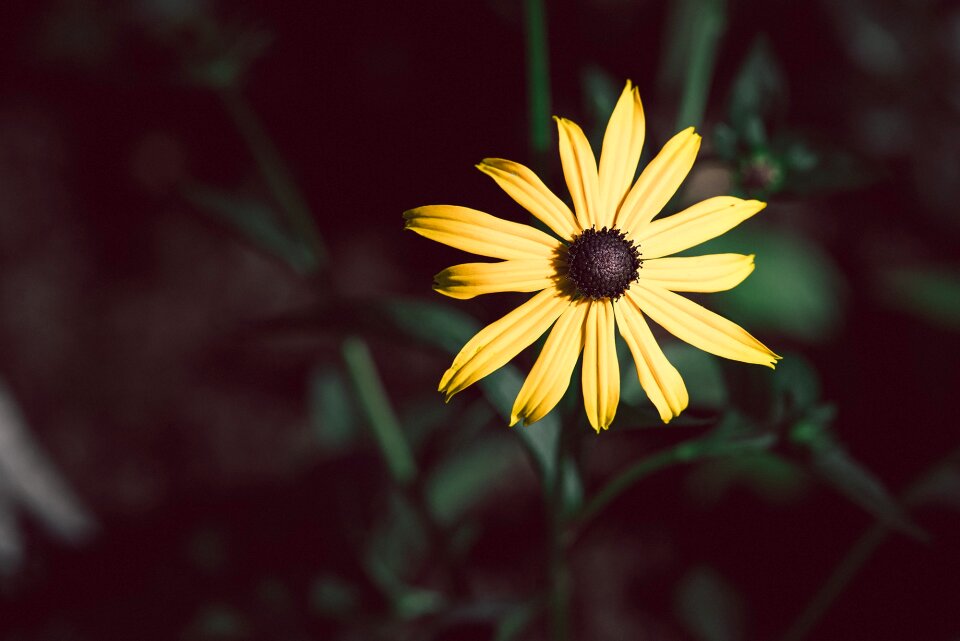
[566,226,641,300]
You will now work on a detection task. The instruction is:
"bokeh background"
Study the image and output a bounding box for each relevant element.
[0,0,959,640]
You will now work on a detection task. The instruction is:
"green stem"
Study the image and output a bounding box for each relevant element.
[341,336,417,485]
[219,88,326,269]
[523,0,551,159]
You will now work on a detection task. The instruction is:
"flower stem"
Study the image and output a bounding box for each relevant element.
[218,87,326,270]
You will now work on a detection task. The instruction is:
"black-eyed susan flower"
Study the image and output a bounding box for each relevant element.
[404,81,779,432]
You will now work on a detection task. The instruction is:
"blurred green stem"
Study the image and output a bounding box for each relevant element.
[341,336,417,485]
[778,445,960,641]
[524,0,552,161]
[219,88,326,270]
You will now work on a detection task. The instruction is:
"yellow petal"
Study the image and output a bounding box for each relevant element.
[403,205,561,260]
[597,82,645,228]
[638,254,755,292]
[614,298,688,423]
[510,299,588,426]
[628,285,780,367]
[615,127,701,233]
[433,259,560,300]
[555,116,600,230]
[582,299,620,432]
[477,159,579,241]
[639,197,766,259]
[440,287,570,399]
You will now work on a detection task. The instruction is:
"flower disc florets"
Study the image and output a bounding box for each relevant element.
[566,226,641,300]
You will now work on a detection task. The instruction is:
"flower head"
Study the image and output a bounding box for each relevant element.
[404,81,779,431]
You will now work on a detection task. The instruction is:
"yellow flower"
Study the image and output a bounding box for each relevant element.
[404,81,779,432]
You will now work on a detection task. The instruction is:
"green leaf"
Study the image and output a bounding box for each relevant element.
[309,365,358,450]
[659,0,728,129]
[581,65,619,150]
[523,0,552,156]
[663,342,728,409]
[382,298,568,489]
[812,444,925,540]
[675,567,744,641]
[908,451,960,512]
[696,227,845,342]
[310,574,359,616]
[495,601,540,641]
[180,182,316,272]
[425,435,516,526]
[363,492,442,617]
[792,413,926,540]
[769,353,822,424]
[482,368,564,488]
[341,337,417,486]
[686,451,807,504]
[878,267,960,330]
[380,299,479,355]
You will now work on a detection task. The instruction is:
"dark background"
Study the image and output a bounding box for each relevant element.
[0,0,958,639]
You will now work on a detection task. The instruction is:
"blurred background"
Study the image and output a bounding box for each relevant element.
[0,0,958,639]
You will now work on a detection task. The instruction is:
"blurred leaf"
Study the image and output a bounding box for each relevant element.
[364,492,445,618]
[183,603,249,641]
[560,453,584,516]
[523,0,552,156]
[394,588,446,620]
[687,451,807,504]
[663,342,728,409]
[180,182,315,272]
[791,414,926,540]
[179,22,274,90]
[382,299,568,489]
[772,135,872,195]
[697,227,845,342]
[309,365,358,450]
[812,444,925,540]
[675,567,744,641]
[495,601,540,641]
[878,267,960,330]
[727,37,787,141]
[659,0,727,129]
[310,574,360,616]
[483,368,564,489]
[581,65,619,150]
[426,435,515,526]
[381,298,478,355]
[770,353,822,423]
[342,337,417,486]
[217,89,326,267]
[908,450,960,511]
[619,338,726,421]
